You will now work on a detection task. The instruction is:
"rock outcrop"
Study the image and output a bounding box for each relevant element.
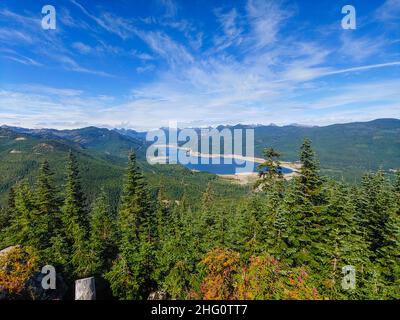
[75,277,96,300]
[148,291,169,300]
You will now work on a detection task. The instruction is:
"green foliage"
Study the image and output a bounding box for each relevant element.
[249,119,400,181]
[60,151,91,278]
[255,147,283,190]
[62,151,88,233]
[89,189,117,276]
[0,136,398,300]
[105,153,157,299]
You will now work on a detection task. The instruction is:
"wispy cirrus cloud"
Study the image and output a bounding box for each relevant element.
[0,5,115,77]
[70,0,136,39]
[159,0,178,17]
[0,27,33,43]
[245,0,294,50]
[213,8,243,52]
[375,0,400,22]
[72,42,92,54]
[3,55,42,66]
[52,54,115,77]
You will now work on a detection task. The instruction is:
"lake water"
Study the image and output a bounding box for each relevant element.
[155,147,293,175]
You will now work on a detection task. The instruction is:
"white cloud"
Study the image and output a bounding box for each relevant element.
[71,0,136,39]
[245,0,293,50]
[136,65,156,74]
[213,8,243,51]
[339,34,387,62]
[49,54,115,77]
[159,0,178,17]
[375,0,400,22]
[135,30,194,67]
[0,28,33,44]
[2,54,42,67]
[72,42,92,54]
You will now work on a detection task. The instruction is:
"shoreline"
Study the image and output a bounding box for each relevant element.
[150,144,301,183]
[218,169,300,184]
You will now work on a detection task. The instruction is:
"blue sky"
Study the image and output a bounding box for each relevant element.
[0,0,399,130]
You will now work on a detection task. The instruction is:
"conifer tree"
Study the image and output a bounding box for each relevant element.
[0,187,16,245]
[35,160,61,252]
[10,183,38,248]
[89,189,117,275]
[374,171,400,298]
[155,186,170,242]
[157,202,200,299]
[244,195,265,254]
[7,186,16,213]
[258,182,286,256]
[278,178,309,265]
[377,212,400,298]
[395,170,400,194]
[266,205,289,260]
[61,151,91,277]
[314,182,370,299]
[62,151,88,234]
[0,207,6,247]
[357,172,394,255]
[200,182,217,248]
[106,152,157,299]
[256,147,283,190]
[353,171,400,298]
[282,140,325,267]
[7,166,60,260]
[299,138,323,204]
[226,200,258,260]
[201,182,214,212]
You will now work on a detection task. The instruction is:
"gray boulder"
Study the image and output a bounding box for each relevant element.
[75,277,96,300]
[148,291,169,300]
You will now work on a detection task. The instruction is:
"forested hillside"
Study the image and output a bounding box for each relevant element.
[2,118,400,193]
[0,127,248,206]
[0,139,399,300]
[219,118,400,181]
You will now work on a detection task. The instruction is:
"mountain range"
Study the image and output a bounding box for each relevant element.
[0,118,399,205]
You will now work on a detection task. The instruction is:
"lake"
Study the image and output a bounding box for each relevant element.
[153,147,293,175]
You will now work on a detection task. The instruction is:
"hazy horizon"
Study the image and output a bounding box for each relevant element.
[1,117,399,132]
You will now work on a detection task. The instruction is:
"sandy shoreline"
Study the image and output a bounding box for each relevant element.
[218,169,300,184]
[149,144,301,183]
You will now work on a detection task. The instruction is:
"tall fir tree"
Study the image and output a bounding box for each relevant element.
[354,171,399,298]
[357,172,394,255]
[61,151,91,278]
[35,161,61,254]
[155,186,171,244]
[200,182,217,249]
[283,140,325,266]
[256,147,283,190]
[106,152,157,299]
[279,178,310,265]
[377,211,400,298]
[0,187,16,246]
[62,151,88,233]
[89,189,117,276]
[299,138,323,202]
[9,183,39,248]
[314,182,370,299]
